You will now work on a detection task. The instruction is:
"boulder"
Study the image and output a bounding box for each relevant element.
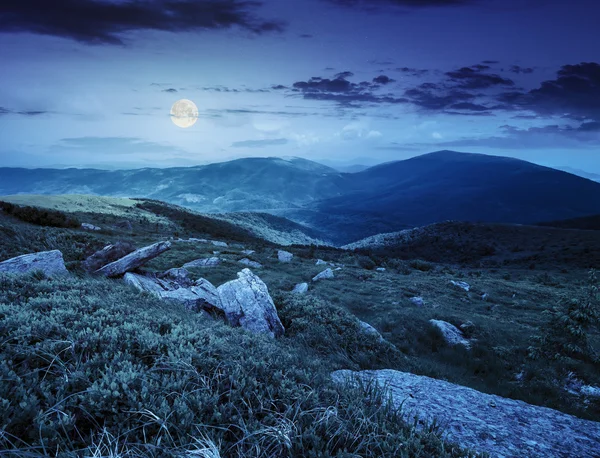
[216,268,284,338]
[183,257,221,268]
[82,241,136,273]
[238,258,262,268]
[315,259,327,265]
[430,319,470,348]
[81,223,101,231]
[410,296,424,307]
[242,249,256,255]
[277,250,293,262]
[211,240,228,247]
[358,320,384,342]
[160,267,192,287]
[190,278,222,312]
[95,241,171,277]
[450,280,470,292]
[124,272,165,294]
[292,282,308,294]
[376,267,386,272]
[331,369,600,458]
[312,268,334,282]
[0,250,68,276]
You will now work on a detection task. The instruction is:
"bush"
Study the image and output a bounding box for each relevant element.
[0,200,80,228]
[0,273,470,457]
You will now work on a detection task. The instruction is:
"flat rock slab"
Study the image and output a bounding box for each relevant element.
[183,257,221,268]
[96,241,171,277]
[0,250,68,276]
[331,369,600,458]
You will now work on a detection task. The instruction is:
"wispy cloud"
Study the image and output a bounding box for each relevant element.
[231,138,289,148]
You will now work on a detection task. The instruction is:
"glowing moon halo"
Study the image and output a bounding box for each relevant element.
[170,99,198,128]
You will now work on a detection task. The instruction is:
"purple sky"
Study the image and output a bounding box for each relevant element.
[0,0,599,172]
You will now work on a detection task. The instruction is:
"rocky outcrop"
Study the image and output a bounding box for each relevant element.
[160,267,193,287]
[96,241,171,277]
[312,268,334,282]
[239,258,262,268]
[82,241,136,273]
[278,250,293,262]
[183,257,221,268]
[124,272,221,312]
[0,250,68,276]
[430,319,470,348]
[81,223,101,231]
[331,369,600,458]
[217,268,285,338]
[292,282,308,294]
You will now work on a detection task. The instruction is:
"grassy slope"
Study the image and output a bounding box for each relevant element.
[0,196,599,455]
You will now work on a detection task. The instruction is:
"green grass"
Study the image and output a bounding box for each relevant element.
[0,273,476,457]
[1,196,599,455]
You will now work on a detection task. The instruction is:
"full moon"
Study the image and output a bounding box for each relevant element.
[170,99,198,128]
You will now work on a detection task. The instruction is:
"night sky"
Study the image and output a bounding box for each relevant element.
[0,0,599,172]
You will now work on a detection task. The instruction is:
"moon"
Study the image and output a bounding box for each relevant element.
[170,99,198,128]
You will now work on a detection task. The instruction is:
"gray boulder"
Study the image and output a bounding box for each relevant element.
[81,223,101,231]
[160,267,192,287]
[124,272,165,294]
[376,267,386,272]
[292,282,308,294]
[211,240,228,247]
[332,369,600,458]
[277,250,293,262]
[239,258,262,268]
[82,241,136,273]
[96,241,171,277]
[430,319,470,348]
[312,268,334,282]
[242,249,256,255]
[183,257,221,268]
[217,268,284,338]
[315,259,327,265]
[0,250,68,276]
[190,278,222,312]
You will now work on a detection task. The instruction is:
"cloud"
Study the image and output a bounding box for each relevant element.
[509,65,535,74]
[54,137,185,155]
[395,67,429,76]
[0,106,50,116]
[445,65,515,89]
[0,0,284,45]
[299,33,313,38]
[373,75,395,84]
[162,88,178,93]
[231,138,288,148]
[498,62,600,121]
[435,121,600,149]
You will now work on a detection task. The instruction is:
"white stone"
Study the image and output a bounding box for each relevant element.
[430,319,470,348]
[292,282,308,294]
[277,250,294,262]
[0,250,68,276]
[312,268,334,282]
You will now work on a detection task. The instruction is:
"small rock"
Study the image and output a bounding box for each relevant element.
[376,267,386,272]
[312,268,334,282]
[238,258,262,268]
[334,267,342,271]
[81,223,101,231]
[410,296,424,307]
[183,257,221,268]
[450,280,471,292]
[429,319,470,348]
[242,249,255,255]
[358,320,384,342]
[189,238,208,243]
[460,321,476,337]
[211,240,228,247]
[315,259,327,265]
[0,250,69,276]
[482,293,489,301]
[292,282,308,294]
[277,250,293,262]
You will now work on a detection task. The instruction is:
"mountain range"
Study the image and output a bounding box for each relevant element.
[1,150,600,244]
